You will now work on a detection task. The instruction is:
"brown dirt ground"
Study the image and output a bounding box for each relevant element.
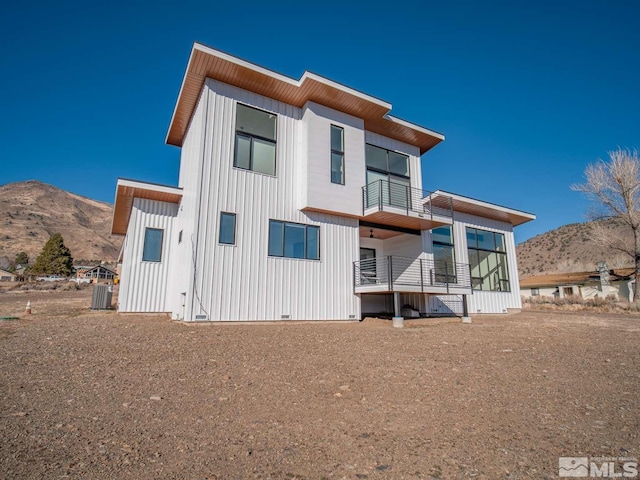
[0,288,638,479]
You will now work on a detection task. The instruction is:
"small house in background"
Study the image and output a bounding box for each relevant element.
[78,265,116,282]
[73,265,96,278]
[520,268,635,302]
[0,268,16,282]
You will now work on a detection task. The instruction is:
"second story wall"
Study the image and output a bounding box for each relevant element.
[301,102,366,217]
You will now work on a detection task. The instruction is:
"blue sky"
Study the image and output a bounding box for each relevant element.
[1,0,638,244]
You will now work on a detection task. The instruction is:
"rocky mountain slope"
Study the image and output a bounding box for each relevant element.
[0,181,122,265]
[516,219,630,278]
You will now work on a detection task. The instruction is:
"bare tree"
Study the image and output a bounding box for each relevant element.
[571,148,640,300]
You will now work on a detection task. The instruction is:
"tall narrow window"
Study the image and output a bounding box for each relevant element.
[268,220,320,260]
[234,104,277,176]
[466,227,510,292]
[432,226,456,283]
[219,212,236,245]
[365,144,410,209]
[330,125,344,184]
[142,228,164,262]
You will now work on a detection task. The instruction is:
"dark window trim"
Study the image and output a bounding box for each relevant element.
[432,225,456,282]
[466,227,510,292]
[219,212,237,245]
[268,219,320,260]
[142,227,164,263]
[365,143,411,180]
[233,103,277,176]
[331,124,345,185]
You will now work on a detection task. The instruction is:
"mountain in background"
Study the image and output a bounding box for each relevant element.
[0,180,630,280]
[516,219,630,279]
[0,181,122,266]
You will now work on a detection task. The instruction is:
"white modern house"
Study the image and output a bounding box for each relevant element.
[111,42,535,321]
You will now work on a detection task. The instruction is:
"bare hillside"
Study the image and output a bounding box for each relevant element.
[0,180,122,264]
[517,219,629,278]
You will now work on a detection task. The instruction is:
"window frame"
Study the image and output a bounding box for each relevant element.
[218,212,237,246]
[466,227,511,292]
[330,124,345,185]
[142,227,164,263]
[268,219,320,260]
[365,143,411,209]
[365,144,411,180]
[233,103,277,176]
[432,225,456,283]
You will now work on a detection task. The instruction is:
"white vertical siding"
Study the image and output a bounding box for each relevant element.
[165,87,209,319]
[182,79,360,321]
[302,102,366,217]
[427,295,464,315]
[118,198,177,312]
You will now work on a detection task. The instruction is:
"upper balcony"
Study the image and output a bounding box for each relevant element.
[361,180,454,230]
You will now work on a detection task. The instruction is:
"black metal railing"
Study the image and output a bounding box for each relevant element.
[353,255,471,293]
[362,180,454,219]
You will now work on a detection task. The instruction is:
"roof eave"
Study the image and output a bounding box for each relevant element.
[111,178,183,236]
[165,42,444,153]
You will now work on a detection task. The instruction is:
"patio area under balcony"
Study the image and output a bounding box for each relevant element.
[353,255,472,295]
[361,180,454,230]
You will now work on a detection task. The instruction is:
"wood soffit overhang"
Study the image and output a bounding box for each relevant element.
[428,191,536,227]
[111,180,183,236]
[166,43,444,154]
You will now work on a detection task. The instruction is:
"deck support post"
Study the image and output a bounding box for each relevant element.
[392,291,403,328]
[461,294,472,323]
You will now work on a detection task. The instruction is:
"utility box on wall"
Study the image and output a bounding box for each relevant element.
[91,284,113,310]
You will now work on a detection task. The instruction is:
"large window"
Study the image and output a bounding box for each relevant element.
[331,125,344,185]
[218,212,236,245]
[234,104,277,176]
[268,220,320,260]
[432,226,456,283]
[365,144,410,208]
[142,228,164,262]
[466,227,510,292]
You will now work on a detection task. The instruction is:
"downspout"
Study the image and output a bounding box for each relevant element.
[190,87,211,320]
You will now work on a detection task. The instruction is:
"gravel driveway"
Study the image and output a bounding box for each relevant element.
[0,289,638,479]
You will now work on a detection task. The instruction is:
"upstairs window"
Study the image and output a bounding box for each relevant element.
[234,104,277,176]
[466,227,510,292]
[330,125,344,184]
[365,144,410,209]
[142,228,163,262]
[268,220,320,260]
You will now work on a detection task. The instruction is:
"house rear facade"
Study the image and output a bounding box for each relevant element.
[111,43,535,321]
